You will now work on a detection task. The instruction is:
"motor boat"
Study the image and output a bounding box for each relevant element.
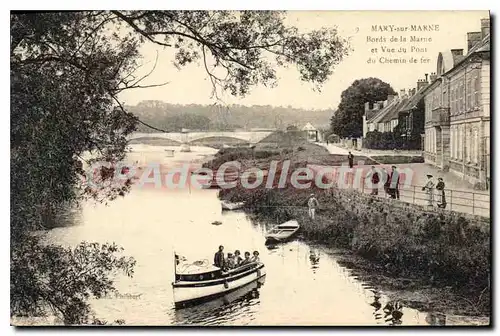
[173,277,266,323]
[264,220,300,244]
[221,200,245,211]
[172,259,266,308]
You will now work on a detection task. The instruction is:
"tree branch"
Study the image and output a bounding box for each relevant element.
[111,11,172,47]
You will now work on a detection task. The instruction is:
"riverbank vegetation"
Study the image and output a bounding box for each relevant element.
[11,11,350,324]
[203,131,376,171]
[209,141,491,316]
[219,184,490,315]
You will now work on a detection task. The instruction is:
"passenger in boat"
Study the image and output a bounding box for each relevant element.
[214,245,225,268]
[240,251,252,265]
[251,251,260,262]
[234,250,243,266]
[225,253,236,269]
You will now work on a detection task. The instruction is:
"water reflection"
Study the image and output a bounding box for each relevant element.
[426,312,446,326]
[174,277,265,326]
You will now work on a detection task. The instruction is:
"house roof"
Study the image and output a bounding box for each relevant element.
[466,33,490,55]
[302,122,316,131]
[367,100,396,124]
[379,97,410,122]
[399,86,426,112]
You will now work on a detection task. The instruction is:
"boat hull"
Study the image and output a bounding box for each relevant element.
[173,263,266,308]
[221,201,245,211]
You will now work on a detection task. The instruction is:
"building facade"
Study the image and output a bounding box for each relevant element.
[423,18,490,188]
[363,78,427,150]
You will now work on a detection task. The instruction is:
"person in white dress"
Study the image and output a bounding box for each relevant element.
[422,174,435,206]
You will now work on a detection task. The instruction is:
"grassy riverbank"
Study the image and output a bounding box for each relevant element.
[220,184,490,315]
[207,136,490,317]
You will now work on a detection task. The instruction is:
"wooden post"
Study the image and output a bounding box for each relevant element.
[472,192,475,215]
[449,190,453,211]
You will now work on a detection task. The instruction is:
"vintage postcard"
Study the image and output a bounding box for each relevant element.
[10,10,491,327]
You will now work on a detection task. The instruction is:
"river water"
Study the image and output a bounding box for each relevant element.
[42,145,479,326]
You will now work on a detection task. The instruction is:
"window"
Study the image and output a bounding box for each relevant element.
[452,126,456,159]
[458,125,463,160]
[450,127,454,159]
[473,128,479,164]
[451,85,457,115]
[465,125,470,162]
[467,78,472,111]
[474,76,480,107]
[459,82,464,113]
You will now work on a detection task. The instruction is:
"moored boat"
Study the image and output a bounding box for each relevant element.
[172,260,266,308]
[221,200,245,211]
[265,220,300,244]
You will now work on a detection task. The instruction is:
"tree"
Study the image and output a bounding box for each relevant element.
[11,11,349,323]
[331,78,396,138]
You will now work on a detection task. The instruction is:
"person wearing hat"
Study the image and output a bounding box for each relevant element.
[307,193,320,220]
[435,177,446,208]
[422,174,435,206]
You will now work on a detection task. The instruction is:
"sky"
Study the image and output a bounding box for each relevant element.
[118,10,489,110]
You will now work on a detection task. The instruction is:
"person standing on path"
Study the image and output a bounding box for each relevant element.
[422,174,435,206]
[389,166,400,199]
[347,151,354,169]
[307,193,320,220]
[368,166,380,195]
[436,177,446,208]
[382,168,391,197]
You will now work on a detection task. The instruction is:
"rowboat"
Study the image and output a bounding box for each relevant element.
[265,220,300,244]
[172,260,266,308]
[221,200,245,211]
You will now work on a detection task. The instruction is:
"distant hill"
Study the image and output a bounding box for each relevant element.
[126,101,334,132]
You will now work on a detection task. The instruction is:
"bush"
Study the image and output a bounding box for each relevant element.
[372,155,424,164]
[364,130,422,150]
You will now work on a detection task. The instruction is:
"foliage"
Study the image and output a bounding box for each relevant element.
[364,130,422,150]
[128,101,334,132]
[11,237,136,325]
[331,78,396,138]
[373,156,425,164]
[11,11,350,323]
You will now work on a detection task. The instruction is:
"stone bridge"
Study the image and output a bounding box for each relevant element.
[127,131,274,145]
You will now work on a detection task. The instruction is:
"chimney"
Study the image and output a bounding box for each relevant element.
[450,49,464,64]
[409,88,416,96]
[481,18,490,39]
[417,78,429,90]
[364,101,371,113]
[429,72,437,83]
[424,73,429,82]
[400,89,406,97]
[387,94,396,103]
[467,31,482,51]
